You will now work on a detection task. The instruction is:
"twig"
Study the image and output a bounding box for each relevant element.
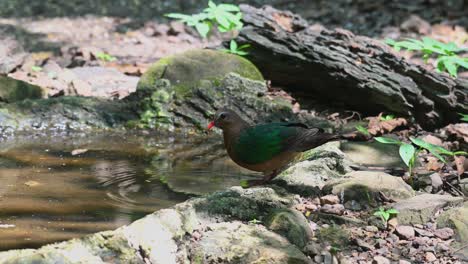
[445,181,465,197]
[454,243,468,253]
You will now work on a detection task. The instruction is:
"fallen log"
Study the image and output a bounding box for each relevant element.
[236,5,468,130]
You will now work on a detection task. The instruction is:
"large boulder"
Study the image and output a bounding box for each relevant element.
[273,141,353,196]
[323,171,415,209]
[131,49,294,132]
[190,222,312,264]
[127,64,295,131]
[137,49,264,92]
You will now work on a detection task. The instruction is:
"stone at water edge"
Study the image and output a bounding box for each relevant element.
[394,194,463,225]
[273,141,353,196]
[322,171,415,209]
[131,49,294,131]
[0,76,43,102]
[190,222,313,264]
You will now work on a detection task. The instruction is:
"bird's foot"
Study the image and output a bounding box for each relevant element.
[240,170,279,188]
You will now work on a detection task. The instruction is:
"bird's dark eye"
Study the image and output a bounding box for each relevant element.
[219,113,227,119]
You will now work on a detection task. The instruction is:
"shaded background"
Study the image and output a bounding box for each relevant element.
[1,0,466,36]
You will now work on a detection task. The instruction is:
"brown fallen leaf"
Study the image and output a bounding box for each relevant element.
[443,123,468,143]
[425,156,444,171]
[366,113,408,136]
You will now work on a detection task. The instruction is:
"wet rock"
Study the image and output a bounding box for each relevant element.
[274,141,353,196]
[190,222,312,264]
[195,186,294,221]
[0,96,139,133]
[395,225,415,240]
[433,227,454,240]
[394,194,463,225]
[323,171,414,208]
[320,194,340,205]
[320,204,345,215]
[0,76,43,102]
[265,208,313,248]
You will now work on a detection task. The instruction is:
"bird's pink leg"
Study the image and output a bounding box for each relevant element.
[246,170,279,187]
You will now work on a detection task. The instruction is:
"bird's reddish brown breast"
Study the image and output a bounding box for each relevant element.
[228,150,299,173]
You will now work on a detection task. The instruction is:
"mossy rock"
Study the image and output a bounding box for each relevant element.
[265,208,313,249]
[130,71,293,132]
[190,222,312,264]
[0,76,43,103]
[137,49,263,96]
[316,225,350,249]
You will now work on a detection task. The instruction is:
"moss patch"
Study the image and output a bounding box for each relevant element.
[137,49,263,94]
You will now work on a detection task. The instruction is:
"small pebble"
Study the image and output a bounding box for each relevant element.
[320,194,340,205]
[320,204,345,215]
[396,225,415,240]
[365,225,379,232]
[373,255,391,264]
[425,252,437,262]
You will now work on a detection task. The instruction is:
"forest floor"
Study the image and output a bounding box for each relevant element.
[0,2,467,263]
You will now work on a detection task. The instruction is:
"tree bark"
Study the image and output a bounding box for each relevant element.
[236,5,468,130]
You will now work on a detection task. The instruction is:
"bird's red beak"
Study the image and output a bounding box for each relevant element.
[207,121,215,130]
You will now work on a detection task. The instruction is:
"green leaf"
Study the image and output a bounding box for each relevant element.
[458,113,468,122]
[234,50,248,56]
[195,22,210,38]
[410,137,447,163]
[380,114,395,121]
[218,3,241,12]
[165,13,192,20]
[238,44,251,50]
[386,208,399,215]
[31,66,42,72]
[399,143,416,167]
[355,125,370,136]
[230,39,237,51]
[374,137,402,145]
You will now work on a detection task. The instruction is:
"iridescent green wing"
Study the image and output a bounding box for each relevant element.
[233,123,309,165]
